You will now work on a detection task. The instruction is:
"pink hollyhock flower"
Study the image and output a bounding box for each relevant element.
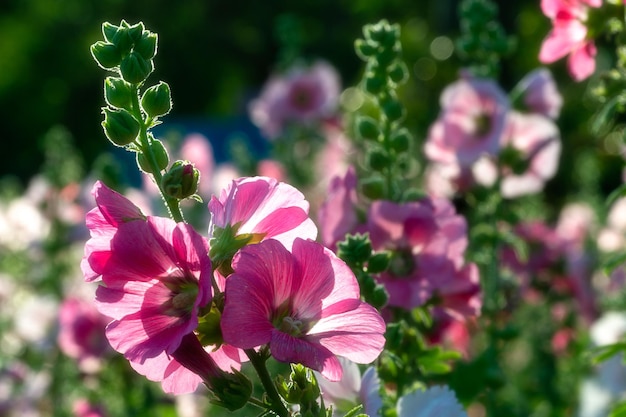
[81,181,146,282]
[208,176,317,250]
[397,385,468,417]
[498,112,561,198]
[57,297,111,371]
[517,68,563,119]
[318,166,360,251]
[93,216,212,364]
[424,76,509,167]
[367,199,481,320]
[249,61,341,139]
[220,238,386,381]
[539,0,601,81]
[315,357,382,416]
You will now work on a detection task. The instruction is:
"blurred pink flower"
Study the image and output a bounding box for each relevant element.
[317,166,360,251]
[249,61,341,139]
[257,159,286,181]
[73,399,107,417]
[538,0,600,81]
[517,68,563,119]
[221,238,386,381]
[315,357,382,416]
[367,199,481,320]
[57,297,110,371]
[179,134,215,198]
[424,76,509,167]
[397,385,468,417]
[81,181,146,282]
[208,176,317,250]
[93,216,212,364]
[499,112,561,198]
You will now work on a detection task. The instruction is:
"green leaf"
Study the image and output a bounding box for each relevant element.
[602,252,626,276]
[610,401,626,417]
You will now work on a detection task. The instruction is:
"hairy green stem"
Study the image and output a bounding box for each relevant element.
[244,348,289,417]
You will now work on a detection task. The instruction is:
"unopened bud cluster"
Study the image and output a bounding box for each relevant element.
[354,20,418,202]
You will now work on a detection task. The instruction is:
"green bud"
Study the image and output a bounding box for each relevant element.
[120,51,153,84]
[102,22,120,43]
[388,61,408,85]
[364,72,386,96]
[367,149,389,171]
[380,95,404,122]
[101,108,140,146]
[90,41,121,70]
[367,251,391,274]
[370,285,389,309]
[210,369,253,411]
[390,128,411,152]
[360,177,385,200]
[337,233,372,267]
[112,25,134,56]
[127,22,145,44]
[136,138,169,173]
[161,160,200,200]
[402,188,427,202]
[135,31,158,60]
[141,82,172,117]
[354,39,377,60]
[356,116,380,140]
[104,77,134,110]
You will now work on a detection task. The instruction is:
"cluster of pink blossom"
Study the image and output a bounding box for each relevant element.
[319,167,482,329]
[81,176,386,396]
[424,69,563,199]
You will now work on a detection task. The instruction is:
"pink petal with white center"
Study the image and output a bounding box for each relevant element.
[270,329,342,381]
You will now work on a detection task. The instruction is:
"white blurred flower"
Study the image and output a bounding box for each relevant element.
[578,312,626,417]
[397,385,468,417]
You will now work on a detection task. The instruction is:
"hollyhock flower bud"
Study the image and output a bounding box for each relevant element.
[135,31,158,60]
[104,77,133,110]
[141,81,172,118]
[102,22,120,43]
[424,76,509,167]
[90,41,121,70]
[136,137,169,174]
[101,108,140,146]
[221,238,386,381]
[120,51,154,84]
[161,160,200,200]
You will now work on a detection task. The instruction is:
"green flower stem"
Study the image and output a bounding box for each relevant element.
[130,85,185,223]
[244,348,289,417]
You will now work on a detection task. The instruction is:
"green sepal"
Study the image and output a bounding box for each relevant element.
[120,51,154,84]
[104,77,134,110]
[141,81,172,117]
[136,137,169,174]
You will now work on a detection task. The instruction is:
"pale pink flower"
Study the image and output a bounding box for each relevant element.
[424,77,509,167]
[81,181,146,282]
[221,238,386,381]
[92,216,212,363]
[208,176,317,249]
[315,357,382,416]
[397,385,468,417]
[539,0,600,81]
[179,134,215,198]
[367,199,481,320]
[498,112,561,198]
[249,61,341,139]
[57,297,110,371]
[257,159,286,181]
[317,166,360,251]
[517,68,563,119]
